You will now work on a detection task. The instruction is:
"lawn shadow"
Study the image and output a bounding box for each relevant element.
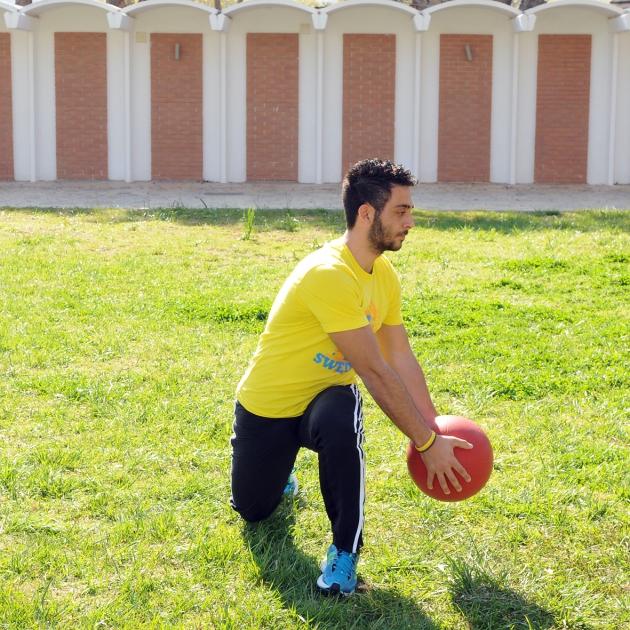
[447,557,576,630]
[4,205,629,234]
[242,502,443,630]
[0,205,347,230]
[412,208,630,234]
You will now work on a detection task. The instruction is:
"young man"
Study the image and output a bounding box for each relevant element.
[230,159,471,595]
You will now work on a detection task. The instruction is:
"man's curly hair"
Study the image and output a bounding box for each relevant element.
[342,159,417,229]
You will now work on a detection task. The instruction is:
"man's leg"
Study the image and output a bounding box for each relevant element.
[230,401,301,522]
[300,384,365,553]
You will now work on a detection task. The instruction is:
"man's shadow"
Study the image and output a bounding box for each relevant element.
[242,500,443,630]
[447,557,580,630]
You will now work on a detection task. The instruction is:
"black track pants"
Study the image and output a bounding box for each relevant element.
[230,384,366,554]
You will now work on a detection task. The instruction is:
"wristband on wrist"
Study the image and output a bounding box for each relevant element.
[415,430,437,453]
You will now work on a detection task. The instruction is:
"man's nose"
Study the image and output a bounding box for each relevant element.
[405,213,415,230]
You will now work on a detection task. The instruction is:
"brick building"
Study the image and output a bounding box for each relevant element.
[1,0,629,184]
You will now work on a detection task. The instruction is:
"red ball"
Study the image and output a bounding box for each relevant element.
[406,415,493,502]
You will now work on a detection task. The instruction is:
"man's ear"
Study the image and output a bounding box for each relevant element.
[358,203,373,225]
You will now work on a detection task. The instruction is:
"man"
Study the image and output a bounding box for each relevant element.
[231,159,471,596]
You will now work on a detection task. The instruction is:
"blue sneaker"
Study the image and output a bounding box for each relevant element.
[283,467,298,496]
[317,544,359,596]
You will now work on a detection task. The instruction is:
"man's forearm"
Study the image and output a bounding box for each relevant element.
[387,353,439,426]
[358,362,434,447]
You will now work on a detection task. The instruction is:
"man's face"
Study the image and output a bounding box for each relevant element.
[367,185,415,254]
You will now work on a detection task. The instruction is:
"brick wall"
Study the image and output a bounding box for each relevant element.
[438,34,493,182]
[246,33,298,181]
[55,33,108,180]
[151,33,203,181]
[0,33,13,181]
[342,34,395,175]
[535,35,591,184]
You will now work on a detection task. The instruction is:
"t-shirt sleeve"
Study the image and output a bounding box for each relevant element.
[296,264,369,334]
[382,260,404,326]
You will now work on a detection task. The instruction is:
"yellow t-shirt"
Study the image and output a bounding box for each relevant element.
[236,239,403,417]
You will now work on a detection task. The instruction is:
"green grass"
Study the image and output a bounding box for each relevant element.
[0,205,628,629]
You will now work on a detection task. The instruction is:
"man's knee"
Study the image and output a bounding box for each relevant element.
[230,496,279,524]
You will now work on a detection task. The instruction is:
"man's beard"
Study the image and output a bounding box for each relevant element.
[368,212,406,254]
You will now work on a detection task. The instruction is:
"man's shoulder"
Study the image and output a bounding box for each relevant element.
[296,240,353,276]
[291,243,359,299]
[310,239,345,261]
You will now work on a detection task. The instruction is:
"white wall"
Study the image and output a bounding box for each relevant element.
[614,30,630,185]
[515,31,537,184]
[107,28,125,181]
[3,0,629,185]
[203,25,221,182]
[128,25,150,181]
[298,24,317,183]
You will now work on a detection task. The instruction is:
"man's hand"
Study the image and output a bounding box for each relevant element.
[420,435,472,495]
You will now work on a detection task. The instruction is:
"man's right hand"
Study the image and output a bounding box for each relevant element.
[420,435,472,495]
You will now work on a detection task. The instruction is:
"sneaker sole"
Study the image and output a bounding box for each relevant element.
[316,574,355,596]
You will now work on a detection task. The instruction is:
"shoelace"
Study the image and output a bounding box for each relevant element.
[331,551,356,579]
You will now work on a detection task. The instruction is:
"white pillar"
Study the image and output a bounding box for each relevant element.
[605,15,630,184]
[412,14,430,181]
[124,31,132,182]
[220,31,227,184]
[510,14,536,185]
[608,32,619,186]
[28,31,36,182]
[412,31,421,180]
[316,31,323,184]
[312,11,327,185]
[210,13,231,183]
[509,33,519,186]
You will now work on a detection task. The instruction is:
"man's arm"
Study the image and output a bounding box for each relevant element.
[375,323,438,426]
[328,325,471,494]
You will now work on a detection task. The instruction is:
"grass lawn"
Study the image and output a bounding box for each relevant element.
[0,206,628,629]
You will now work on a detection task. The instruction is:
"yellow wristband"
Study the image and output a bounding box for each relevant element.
[415,430,437,453]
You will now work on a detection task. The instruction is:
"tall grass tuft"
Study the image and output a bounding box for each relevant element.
[241,207,256,240]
